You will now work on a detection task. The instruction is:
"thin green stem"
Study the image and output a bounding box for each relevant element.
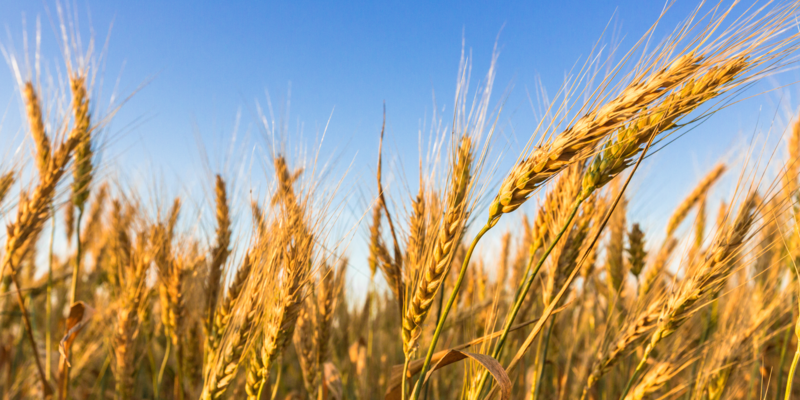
[46,205,55,384]
[401,355,412,400]
[11,272,52,396]
[472,199,582,398]
[145,328,159,400]
[422,284,446,400]
[786,347,800,400]
[69,208,84,304]
[619,342,655,400]
[409,224,492,400]
[157,340,171,393]
[90,354,111,397]
[271,357,282,400]
[777,327,792,400]
[175,343,185,400]
[533,316,556,400]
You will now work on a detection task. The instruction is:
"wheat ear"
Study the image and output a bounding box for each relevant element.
[402,136,472,354]
[205,175,231,344]
[0,171,15,206]
[22,81,50,174]
[621,193,758,398]
[487,53,702,227]
[666,163,726,237]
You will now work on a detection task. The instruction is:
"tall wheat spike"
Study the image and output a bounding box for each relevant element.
[666,163,726,237]
[402,135,473,354]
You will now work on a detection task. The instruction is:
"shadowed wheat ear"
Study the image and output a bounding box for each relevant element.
[702,291,784,400]
[294,291,320,396]
[628,223,647,279]
[666,163,726,237]
[639,238,677,298]
[292,264,342,398]
[402,135,473,354]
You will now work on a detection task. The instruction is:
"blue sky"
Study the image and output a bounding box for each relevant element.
[0,1,795,289]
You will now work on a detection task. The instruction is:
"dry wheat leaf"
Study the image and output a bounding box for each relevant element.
[58,301,95,365]
[323,362,343,400]
[385,350,511,400]
[385,303,571,399]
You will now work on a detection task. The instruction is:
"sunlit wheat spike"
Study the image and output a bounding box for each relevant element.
[22,81,50,174]
[406,186,426,278]
[639,238,677,298]
[0,171,15,205]
[402,135,472,354]
[584,302,661,392]
[651,193,758,346]
[112,232,150,400]
[666,163,726,237]
[70,75,93,211]
[205,174,232,335]
[487,53,703,226]
[206,253,253,368]
[623,361,678,400]
[201,273,260,400]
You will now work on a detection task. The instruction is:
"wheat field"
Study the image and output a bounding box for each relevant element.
[6,1,800,399]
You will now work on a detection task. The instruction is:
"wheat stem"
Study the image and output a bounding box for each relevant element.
[157,340,171,392]
[778,327,793,400]
[472,199,582,397]
[401,355,412,400]
[409,223,491,400]
[69,208,84,303]
[533,315,557,400]
[786,348,799,400]
[12,271,52,396]
[46,205,55,384]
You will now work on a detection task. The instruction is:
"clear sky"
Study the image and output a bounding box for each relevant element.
[0,1,795,290]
